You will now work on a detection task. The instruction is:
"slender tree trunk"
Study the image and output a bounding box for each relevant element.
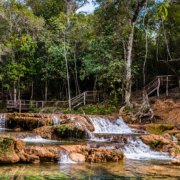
[18,76,20,101]
[13,81,16,105]
[8,88,12,100]
[74,45,80,95]
[30,81,33,100]
[63,32,71,111]
[125,22,135,108]
[2,82,3,100]
[45,77,47,101]
[122,40,127,103]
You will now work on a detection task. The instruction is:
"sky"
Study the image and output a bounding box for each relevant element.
[77,0,97,13]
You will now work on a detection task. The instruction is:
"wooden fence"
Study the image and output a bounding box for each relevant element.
[6,91,102,113]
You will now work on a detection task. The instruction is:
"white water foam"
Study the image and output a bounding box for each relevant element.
[52,116,60,126]
[118,137,173,160]
[0,114,6,129]
[173,136,178,142]
[22,136,58,143]
[74,121,106,142]
[59,150,77,164]
[90,117,132,134]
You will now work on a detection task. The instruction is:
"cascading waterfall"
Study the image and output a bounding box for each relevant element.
[118,137,173,160]
[90,116,132,134]
[173,136,178,142]
[59,150,76,164]
[52,116,60,126]
[0,114,6,129]
[23,136,58,143]
[75,122,106,141]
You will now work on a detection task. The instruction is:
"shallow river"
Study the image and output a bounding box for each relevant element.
[0,116,180,179]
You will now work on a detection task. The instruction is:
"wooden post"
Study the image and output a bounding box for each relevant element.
[36,102,38,108]
[19,100,21,113]
[166,76,168,96]
[42,101,44,109]
[157,77,160,97]
[84,92,86,106]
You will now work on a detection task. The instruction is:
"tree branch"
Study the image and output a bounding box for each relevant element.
[132,0,147,23]
[172,0,180,4]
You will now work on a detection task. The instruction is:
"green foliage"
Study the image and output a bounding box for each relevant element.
[13,112,18,116]
[152,140,159,147]
[56,107,60,111]
[58,125,71,132]
[29,101,35,109]
[146,124,174,134]
[31,108,41,113]
[46,122,52,126]
[0,137,14,154]
[0,0,180,110]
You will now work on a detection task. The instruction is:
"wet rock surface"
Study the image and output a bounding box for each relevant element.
[0,136,26,163]
[141,133,180,158]
[0,137,125,164]
[87,148,125,163]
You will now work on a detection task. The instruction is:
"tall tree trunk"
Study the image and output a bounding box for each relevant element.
[13,81,16,105]
[18,76,20,101]
[30,81,33,100]
[63,31,71,111]
[125,22,135,108]
[122,40,126,103]
[8,88,12,100]
[74,45,80,95]
[45,77,47,101]
[124,0,146,107]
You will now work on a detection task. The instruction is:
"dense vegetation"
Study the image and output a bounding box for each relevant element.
[0,0,180,108]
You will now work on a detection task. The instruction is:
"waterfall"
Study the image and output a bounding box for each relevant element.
[173,136,178,142]
[75,122,106,141]
[0,114,6,129]
[52,116,60,126]
[59,150,76,164]
[23,136,58,143]
[90,117,132,134]
[118,137,173,160]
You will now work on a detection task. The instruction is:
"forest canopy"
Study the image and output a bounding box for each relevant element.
[0,0,180,107]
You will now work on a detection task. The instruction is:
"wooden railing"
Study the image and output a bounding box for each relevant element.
[6,91,102,112]
[144,75,178,96]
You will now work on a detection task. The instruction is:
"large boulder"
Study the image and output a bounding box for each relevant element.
[141,134,173,152]
[0,136,25,163]
[60,145,90,162]
[33,126,56,140]
[24,146,59,163]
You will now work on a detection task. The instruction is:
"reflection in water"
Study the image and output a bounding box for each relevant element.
[0,159,179,180]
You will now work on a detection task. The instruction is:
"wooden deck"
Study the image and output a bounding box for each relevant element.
[6,91,103,113]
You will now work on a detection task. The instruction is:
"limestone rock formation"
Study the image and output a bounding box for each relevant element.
[0,136,26,163]
[141,134,172,152]
[141,133,180,159]
[0,137,125,164]
[86,148,125,163]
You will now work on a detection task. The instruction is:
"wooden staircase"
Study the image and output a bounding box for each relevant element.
[144,75,178,96]
[144,77,160,96]
[71,91,101,109]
